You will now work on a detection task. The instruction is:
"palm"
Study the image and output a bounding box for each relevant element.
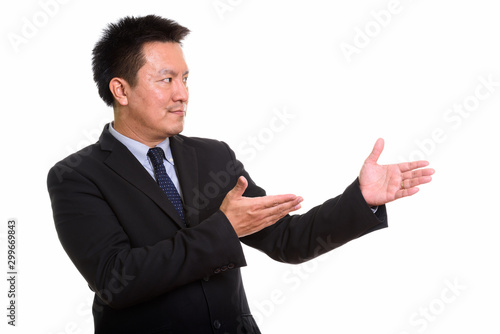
[359,139,434,207]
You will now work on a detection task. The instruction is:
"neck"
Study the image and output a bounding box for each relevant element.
[113,119,166,148]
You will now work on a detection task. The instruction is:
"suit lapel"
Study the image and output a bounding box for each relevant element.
[170,135,200,227]
[100,126,185,229]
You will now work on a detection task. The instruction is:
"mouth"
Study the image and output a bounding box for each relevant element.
[169,103,187,116]
[170,109,185,115]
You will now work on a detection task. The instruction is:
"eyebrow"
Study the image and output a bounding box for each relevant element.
[158,69,190,76]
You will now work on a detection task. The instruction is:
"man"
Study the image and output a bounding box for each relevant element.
[47,15,434,334]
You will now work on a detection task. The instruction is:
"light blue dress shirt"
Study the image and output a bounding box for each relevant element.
[108,123,183,198]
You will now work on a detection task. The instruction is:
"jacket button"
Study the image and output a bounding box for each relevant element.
[203,276,210,282]
[221,265,228,272]
[213,320,221,329]
[227,263,235,269]
[214,268,221,274]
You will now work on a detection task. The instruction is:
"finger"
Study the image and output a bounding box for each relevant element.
[259,194,300,208]
[365,138,384,164]
[256,194,302,213]
[395,187,420,200]
[399,160,430,173]
[262,196,303,222]
[231,176,248,197]
[402,168,435,180]
[402,176,432,189]
[248,194,298,209]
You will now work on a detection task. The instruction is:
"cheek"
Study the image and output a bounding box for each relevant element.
[142,96,170,118]
[153,90,173,108]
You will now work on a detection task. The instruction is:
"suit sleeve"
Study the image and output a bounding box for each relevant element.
[47,162,245,310]
[241,178,388,263]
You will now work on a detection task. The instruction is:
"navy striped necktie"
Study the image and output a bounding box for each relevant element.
[147,147,185,225]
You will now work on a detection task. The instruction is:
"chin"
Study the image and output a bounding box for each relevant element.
[167,125,184,137]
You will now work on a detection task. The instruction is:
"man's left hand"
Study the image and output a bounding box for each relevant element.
[359,138,435,207]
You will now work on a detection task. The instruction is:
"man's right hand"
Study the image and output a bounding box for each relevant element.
[220,176,303,237]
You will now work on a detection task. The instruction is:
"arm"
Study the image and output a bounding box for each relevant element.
[240,178,388,263]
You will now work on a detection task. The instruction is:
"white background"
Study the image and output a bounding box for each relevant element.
[1,0,499,333]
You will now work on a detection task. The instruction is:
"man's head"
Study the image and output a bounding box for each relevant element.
[92,15,190,107]
[92,15,191,145]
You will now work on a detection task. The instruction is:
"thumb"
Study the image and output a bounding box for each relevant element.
[365,138,384,164]
[230,176,248,197]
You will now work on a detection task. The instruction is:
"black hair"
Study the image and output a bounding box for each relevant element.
[92,15,190,106]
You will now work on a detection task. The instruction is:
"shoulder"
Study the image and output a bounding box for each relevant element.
[47,141,107,186]
[173,134,228,148]
[172,134,233,156]
[50,138,110,170]
[48,124,116,174]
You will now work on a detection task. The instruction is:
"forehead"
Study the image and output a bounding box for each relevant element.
[140,41,188,72]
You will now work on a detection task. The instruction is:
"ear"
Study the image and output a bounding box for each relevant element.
[109,78,129,106]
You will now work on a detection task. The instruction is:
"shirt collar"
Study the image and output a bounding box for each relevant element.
[108,122,174,166]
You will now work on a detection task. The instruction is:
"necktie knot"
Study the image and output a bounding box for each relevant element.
[147,147,165,166]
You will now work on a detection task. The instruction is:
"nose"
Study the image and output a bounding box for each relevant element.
[172,78,189,103]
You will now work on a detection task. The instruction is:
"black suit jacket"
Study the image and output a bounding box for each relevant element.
[47,124,387,334]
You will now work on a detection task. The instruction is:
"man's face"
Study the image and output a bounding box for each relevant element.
[120,41,189,143]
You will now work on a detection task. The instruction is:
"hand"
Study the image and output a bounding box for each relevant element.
[220,176,303,237]
[359,138,435,206]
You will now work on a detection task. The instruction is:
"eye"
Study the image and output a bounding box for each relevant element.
[183,76,188,84]
[162,78,172,83]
